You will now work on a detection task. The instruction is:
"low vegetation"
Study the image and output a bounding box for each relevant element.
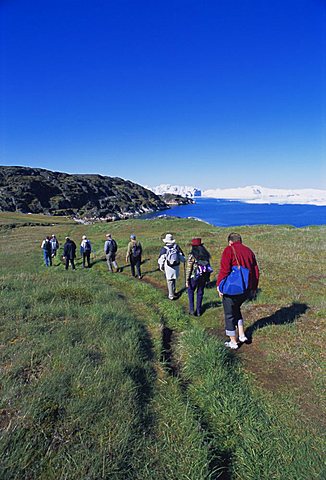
[0,214,325,479]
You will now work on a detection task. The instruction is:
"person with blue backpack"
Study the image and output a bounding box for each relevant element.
[41,236,52,267]
[50,234,59,257]
[104,233,119,272]
[217,232,259,349]
[186,238,213,316]
[126,234,142,278]
[158,233,185,300]
[80,235,92,268]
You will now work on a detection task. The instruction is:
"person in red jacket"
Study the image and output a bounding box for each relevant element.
[216,232,259,349]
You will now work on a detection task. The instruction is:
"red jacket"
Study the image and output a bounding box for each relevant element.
[216,241,259,290]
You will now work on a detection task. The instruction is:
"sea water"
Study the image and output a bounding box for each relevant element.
[142,197,326,227]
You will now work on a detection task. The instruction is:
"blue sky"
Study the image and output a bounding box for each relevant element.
[1,0,325,189]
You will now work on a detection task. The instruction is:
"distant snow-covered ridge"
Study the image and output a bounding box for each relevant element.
[146,184,201,198]
[147,184,326,205]
[202,185,326,206]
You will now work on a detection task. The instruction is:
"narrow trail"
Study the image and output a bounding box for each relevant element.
[100,268,233,479]
[106,263,325,433]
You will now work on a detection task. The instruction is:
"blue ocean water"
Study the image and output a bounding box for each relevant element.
[142,197,326,227]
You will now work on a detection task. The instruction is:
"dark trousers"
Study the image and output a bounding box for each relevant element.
[82,252,91,268]
[188,276,206,315]
[222,292,249,335]
[65,258,75,270]
[130,257,141,277]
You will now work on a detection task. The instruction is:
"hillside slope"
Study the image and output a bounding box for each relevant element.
[0,166,167,219]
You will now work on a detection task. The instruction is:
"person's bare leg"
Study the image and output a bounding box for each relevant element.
[238,319,247,342]
[229,335,237,345]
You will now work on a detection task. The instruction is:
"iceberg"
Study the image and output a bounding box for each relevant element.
[202,185,326,206]
[146,184,202,198]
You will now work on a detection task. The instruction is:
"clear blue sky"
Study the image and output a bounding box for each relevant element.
[1,0,325,189]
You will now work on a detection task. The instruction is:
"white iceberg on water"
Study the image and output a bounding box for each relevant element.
[202,185,326,206]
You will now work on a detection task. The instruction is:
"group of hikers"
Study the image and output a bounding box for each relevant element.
[41,231,259,350]
[41,235,91,270]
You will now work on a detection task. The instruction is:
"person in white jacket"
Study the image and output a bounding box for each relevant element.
[80,235,92,268]
[158,233,185,300]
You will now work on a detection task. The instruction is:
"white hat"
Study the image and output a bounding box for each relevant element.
[82,235,87,239]
[106,233,111,237]
[163,233,175,244]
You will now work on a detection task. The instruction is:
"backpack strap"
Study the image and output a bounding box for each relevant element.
[231,245,241,268]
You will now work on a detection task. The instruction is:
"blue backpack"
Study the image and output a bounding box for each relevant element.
[132,243,142,258]
[218,266,249,295]
[218,247,249,295]
[84,240,91,252]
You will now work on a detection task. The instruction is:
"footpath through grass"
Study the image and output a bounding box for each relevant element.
[0,214,325,479]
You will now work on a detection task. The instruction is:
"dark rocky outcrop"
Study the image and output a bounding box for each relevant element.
[0,166,167,220]
[160,193,195,206]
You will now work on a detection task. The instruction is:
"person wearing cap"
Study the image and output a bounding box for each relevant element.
[186,238,212,316]
[104,234,119,272]
[50,234,59,257]
[41,236,52,267]
[80,235,92,268]
[63,236,77,270]
[126,234,142,278]
[158,233,185,300]
[216,232,259,350]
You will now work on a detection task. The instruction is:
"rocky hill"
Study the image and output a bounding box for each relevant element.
[0,166,167,220]
[161,193,195,206]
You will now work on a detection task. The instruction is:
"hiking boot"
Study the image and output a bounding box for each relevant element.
[239,335,248,343]
[224,341,238,350]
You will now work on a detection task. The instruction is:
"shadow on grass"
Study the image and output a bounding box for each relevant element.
[160,324,236,479]
[161,326,178,376]
[118,263,129,272]
[175,286,187,298]
[142,267,160,275]
[124,322,156,438]
[245,302,309,342]
[90,257,106,266]
[201,300,222,314]
[206,279,217,289]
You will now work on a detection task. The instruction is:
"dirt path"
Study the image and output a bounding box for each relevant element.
[118,270,325,432]
[207,303,326,430]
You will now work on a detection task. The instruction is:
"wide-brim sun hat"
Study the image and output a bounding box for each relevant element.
[163,233,175,243]
[106,233,111,237]
[82,235,87,239]
[191,238,202,246]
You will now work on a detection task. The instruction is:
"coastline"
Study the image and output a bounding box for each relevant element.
[140,197,326,228]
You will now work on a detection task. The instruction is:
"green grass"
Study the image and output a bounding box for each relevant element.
[0,214,325,479]
[0,270,213,479]
[179,327,324,479]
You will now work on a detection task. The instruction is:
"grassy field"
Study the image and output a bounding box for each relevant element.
[0,213,325,479]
